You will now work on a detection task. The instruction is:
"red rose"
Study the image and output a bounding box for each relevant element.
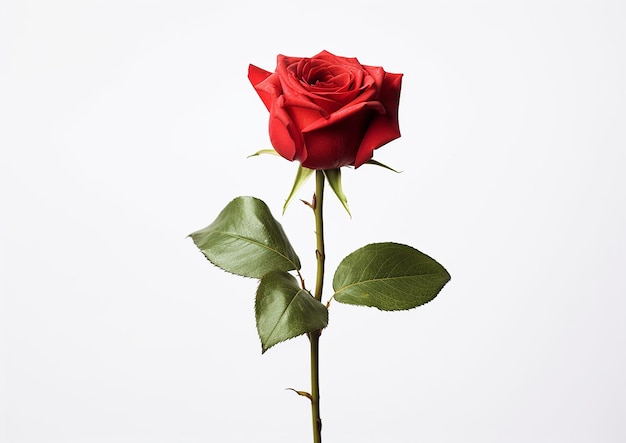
[248,50,403,170]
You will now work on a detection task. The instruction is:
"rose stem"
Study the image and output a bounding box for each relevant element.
[310,169,325,443]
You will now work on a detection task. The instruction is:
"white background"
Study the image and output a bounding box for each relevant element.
[1,0,625,442]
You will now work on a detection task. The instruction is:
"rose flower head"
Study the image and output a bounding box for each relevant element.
[248,50,402,170]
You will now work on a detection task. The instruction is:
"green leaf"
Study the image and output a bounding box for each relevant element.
[256,271,328,353]
[333,242,450,311]
[323,168,351,217]
[283,165,314,214]
[189,196,301,278]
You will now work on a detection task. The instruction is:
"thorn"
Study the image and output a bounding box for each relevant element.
[300,199,314,209]
[326,296,334,309]
[297,270,306,289]
[286,388,313,401]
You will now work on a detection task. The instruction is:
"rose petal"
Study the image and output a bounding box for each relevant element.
[302,100,385,134]
[268,97,299,162]
[300,102,386,169]
[248,64,275,111]
[354,72,403,167]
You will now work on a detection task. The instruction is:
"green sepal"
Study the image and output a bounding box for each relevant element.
[247,148,279,158]
[333,242,450,311]
[283,165,314,214]
[323,168,351,217]
[189,196,301,278]
[255,271,329,353]
[365,159,401,173]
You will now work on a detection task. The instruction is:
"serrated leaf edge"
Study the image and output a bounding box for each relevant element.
[199,230,301,272]
[260,287,318,353]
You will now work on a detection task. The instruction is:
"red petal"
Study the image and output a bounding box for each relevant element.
[354,72,403,168]
[248,64,277,111]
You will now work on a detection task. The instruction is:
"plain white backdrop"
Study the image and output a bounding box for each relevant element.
[1,0,625,442]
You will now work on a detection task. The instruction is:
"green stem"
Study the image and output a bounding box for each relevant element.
[310,170,325,443]
[310,330,322,443]
[313,170,326,303]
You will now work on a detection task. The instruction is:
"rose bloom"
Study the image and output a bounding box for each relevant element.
[248,50,402,170]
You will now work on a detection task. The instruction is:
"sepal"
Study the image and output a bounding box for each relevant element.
[323,168,351,217]
[248,148,279,158]
[283,165,314,213]
[364,159,401,173]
